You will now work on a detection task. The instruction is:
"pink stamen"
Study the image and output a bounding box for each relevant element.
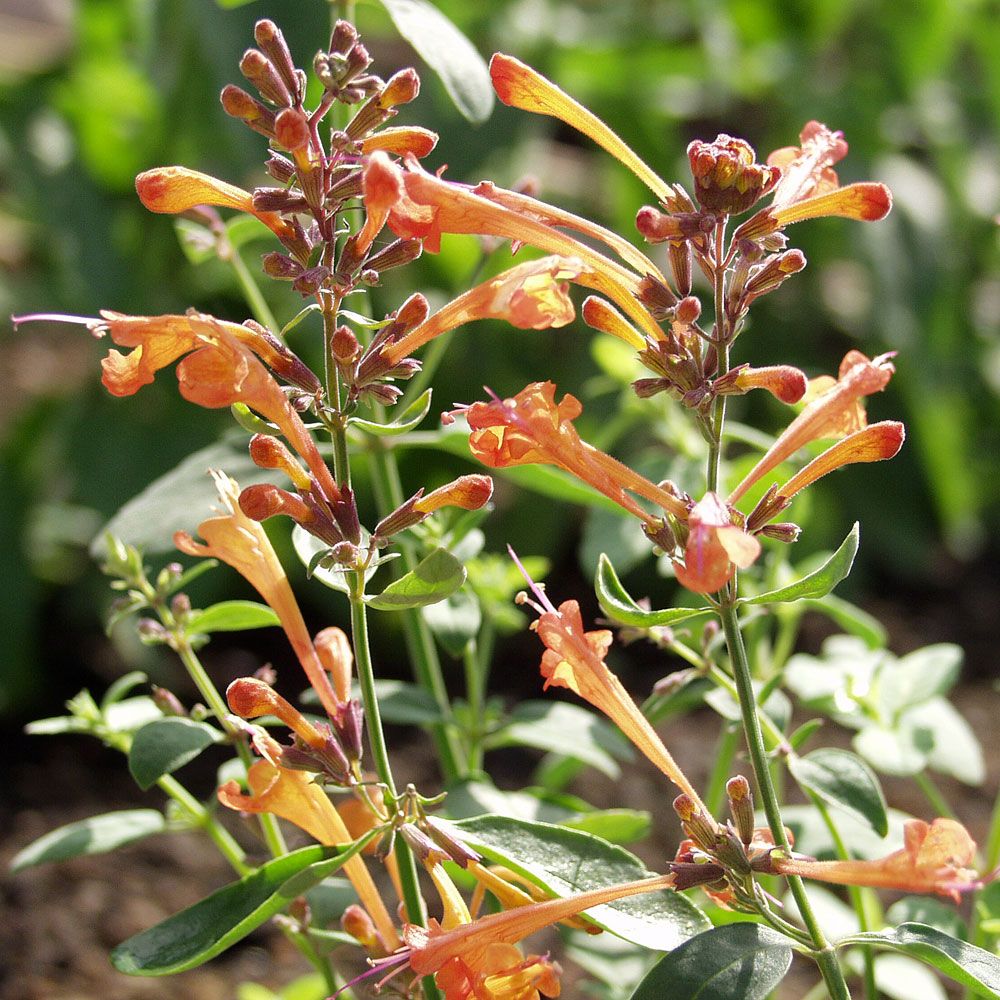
[11,312,107,336]
[507,544,558,614]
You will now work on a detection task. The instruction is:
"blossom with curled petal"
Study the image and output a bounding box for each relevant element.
[382,256,591,365]
[455,382,689,527]
[135,165,296,242]
[673,492,761,595]
[729,350,900,505]
[217,734,399,948]
[772,818,984,902]
[361,126,439,159]
[174,472,343,720]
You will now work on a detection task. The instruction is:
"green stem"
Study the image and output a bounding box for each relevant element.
[158,773,250,875]
[229,247,279,333]
[366,438,467,782]
[719,599,851,1000]
[914,771,957,821]
[811,791,878,1000]
[704,723,740,815]
[462,638,485,773]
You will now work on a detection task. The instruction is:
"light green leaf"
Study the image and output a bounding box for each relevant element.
[11,810,166,872]
[788,748,888,836]
[111,841,373,975]
[854,724,930,777]
[349,389,433,437]
[628,924,793,1000]
[840,923,1000,997]
[376,0,494,123]
[356,679,444,726]
[452,815,709,950]
[802,594,887,648]
[886,897,967,941]
[595,554,710,627]
[366,547,465,610]
[743,523,859,605]
[904,698,985,786]
[486,700,634,779]
[421,587,481,657]
[562,810,652,845]
[187,600,280,634]
[128,718,223,791]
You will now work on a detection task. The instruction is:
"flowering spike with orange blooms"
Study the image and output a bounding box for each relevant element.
[729,350,897,504]
[454,382,689,526]
[135,166,296,242]
[773,818,985,902]
[511,548,708,813]
[357,150,406,256]
[383,256,585,365]
[217,745,400,948]
[673,492,761,595]
[489,54,673,205]
[174,472,343,720]
[385,159,664,341]
[98,310,339,503]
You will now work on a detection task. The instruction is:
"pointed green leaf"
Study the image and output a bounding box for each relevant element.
[366,547,465,610]
[788,747,888,836]
[628,923,792,1000]
[743,523,859,605]
[111,841,372,975]
[187,600,280,634]
[128,717,223,791]
[595,554,710,627]
[11,810,166,872]
[840,923,1000,997]
[376,0,494,123]
[451,815,709,950]
[349,389,433,437]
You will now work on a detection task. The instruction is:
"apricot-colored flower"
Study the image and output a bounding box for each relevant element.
[175,472,342,720]
[773,818,982,902]
[382,159,664,341]
[458,382,688,527]
[413,475,495,515]
[489,53,673,205]
[727,365,808,404]
[98,310,338,503]
[135,165,296,242]
[729,351,898,504]
[382,256,587,365]
[217,748,399,947]
[767,121,849,209]
[361,126,439,159]
[673,492,761,594]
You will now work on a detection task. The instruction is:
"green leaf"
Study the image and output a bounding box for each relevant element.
[839,923,1000,997]
[10,809,166,872]
[128,718,223,791]
[376,0,494,123]
[111,841,372,975]
[94,439,272,556]
[802,594,887,648]
[101,671,149,709]
[886,897,967,941]
[366,547,465,610]
[595,554,710,627]
[187,601,280,634]
[421,586,481,658]
[452,815,709,950]
[291,525,380,596]
[788,748,888,836]
[743,523,859,605]
[904,698,985,786]
[349,389,433,436]
[878,644,963,715]
[486,701,634,779]
[562,810,652,844]
[628,923,793,1000]
[355,679,444,726]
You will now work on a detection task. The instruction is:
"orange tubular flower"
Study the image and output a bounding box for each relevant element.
[489,53,673,205]
[402,872,675,998]
[382,256,586,365]
[457,382,689,526]
[174,472,343,720]
[98,310,339,502]
[383,159,664,342]
[217,743,400,948]
[728,350,898,505]
[361,126,439,159]
[135,165,296,242]
[772,818,983,903]
[673,492,761,595]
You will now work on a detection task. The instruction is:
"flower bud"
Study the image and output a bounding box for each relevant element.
[332,699,364,762]
[378,68,420,109]
[673,794,718,851]
[274,107,310,152]
[744,249,807,299]
[239,48,293,108]
[726,775,755,846]
[292,265,330,296]
[331,325,360,365]
[413,474,494,515]
[399,824,450,867]
[253,187,308,213]
[329,20,358,55]
[581,296,645,349]
[759,521,802,543]
[249,434,312,490]
[219,85,277,137]
[687,135,781,215]
[152,686,186,717]
[669,240,693,296]
[137,618,169,644]
[315,626,353,704]
[239,482,310,523]
[676,296,701,325]
[424,817,482,869]
[170,592,191,620]
[635,206,683,242]
[253,20,300,102]
[365,238,423,273]
[342,904,379,950]
[265,154,296,184]
[261,252,304,280]
[637,275,678,317]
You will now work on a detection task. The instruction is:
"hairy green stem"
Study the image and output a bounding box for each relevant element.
[719,600,851,1000]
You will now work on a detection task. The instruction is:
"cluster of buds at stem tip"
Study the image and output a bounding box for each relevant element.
[373,475,494,542]
[226,676,363,786]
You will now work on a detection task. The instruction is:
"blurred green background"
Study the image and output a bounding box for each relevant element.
[2,0,999,717]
